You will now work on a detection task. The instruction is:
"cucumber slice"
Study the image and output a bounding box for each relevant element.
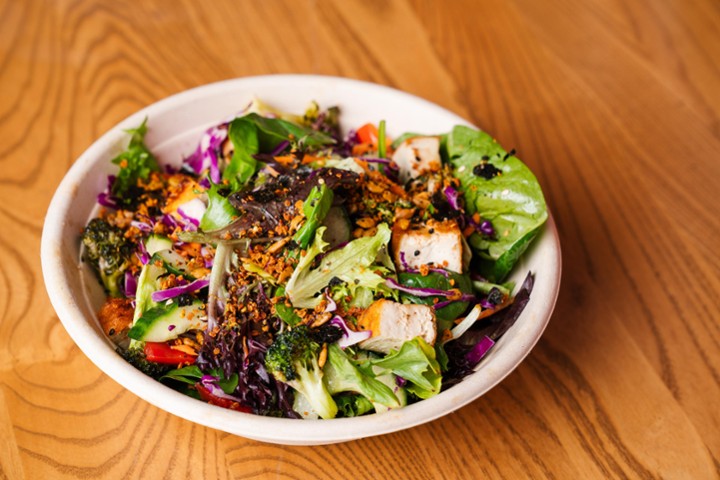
[151,250,191,278]
[133,263,164,321]
[127,300,205,342]
[321,206,351,248]
[372,369,407,413]
[145,234,173,256]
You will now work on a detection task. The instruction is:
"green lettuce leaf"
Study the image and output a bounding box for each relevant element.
[370,337,442,400]
[111,118,161,203]
[335,395,375,417]
[160,365,203,385]
[223,117,260,190]
[398,271,473,331]
[286,224,392,309]
[242,112,336,151]
[324,343,400,408]
[273,286,302,326]
[199,183,238,232]
[293,185,334,249]
[447,126,547,282]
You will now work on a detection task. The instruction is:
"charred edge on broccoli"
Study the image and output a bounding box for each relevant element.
[118,346,171,378]
[81,218,135,297]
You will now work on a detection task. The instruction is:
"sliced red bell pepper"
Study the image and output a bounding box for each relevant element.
[357,123,379,145]
[143,342,197,365]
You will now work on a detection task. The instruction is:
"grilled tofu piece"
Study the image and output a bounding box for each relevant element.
[98,297,134,345]
[391,219,469,273]
[357,300,437,353]
[392,136,442,184]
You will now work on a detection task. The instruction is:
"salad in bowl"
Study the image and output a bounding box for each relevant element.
[80,96,548,420]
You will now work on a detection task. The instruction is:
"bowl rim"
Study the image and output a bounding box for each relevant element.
[41,74,561,445]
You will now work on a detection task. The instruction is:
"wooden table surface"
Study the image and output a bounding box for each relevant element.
[2,0,719,478]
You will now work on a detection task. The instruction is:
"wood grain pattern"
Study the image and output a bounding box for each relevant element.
[1,0,718,478]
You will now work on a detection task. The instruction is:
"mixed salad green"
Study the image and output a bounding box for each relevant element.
[82,99,546,418]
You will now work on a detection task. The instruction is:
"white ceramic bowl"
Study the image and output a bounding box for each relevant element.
[41,75,561,445]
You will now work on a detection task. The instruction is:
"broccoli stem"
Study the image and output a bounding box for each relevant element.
[288,357,338,420]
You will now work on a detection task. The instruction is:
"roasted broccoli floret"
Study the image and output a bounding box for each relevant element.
[264,325,338,419]
[81,218,134,297]
[118,345,170,379]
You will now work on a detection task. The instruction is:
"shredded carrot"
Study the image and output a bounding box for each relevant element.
[274,155,295,166]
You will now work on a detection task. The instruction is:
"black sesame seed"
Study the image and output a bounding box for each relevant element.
[177,293,194,306]
[473,162,501,180]
[428,228,435,234]
[108,328,115,336]
[414,250,420,256]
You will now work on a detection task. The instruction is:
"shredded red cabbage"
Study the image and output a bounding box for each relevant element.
[151,278,210,302]
[470,272,488,282]
[130,220,153,233]
[177,209,199,228]
[97,175,119,208]
[200,246,214,268]
[197,290,299,418]
[465,336,495,365]
[123,271,137,298]
[269,140,290,156]
[359,157,391,165]
[161,214,179,229]
[97,192,118,209]
[465,215,495,237]
[137,240,150,265]
[257,282,268,304]
[398,251,451,277]
[329,315,371,348]
[443,186,461,210]
[479,220,495,236]
[443,272,534,389]
[385,278,456,298]
[200,375,245,403]
[433,294,476,310]
[399,251,409,269]
[183,126,227,183]
[324,292,337,313]
[332,129,359,157]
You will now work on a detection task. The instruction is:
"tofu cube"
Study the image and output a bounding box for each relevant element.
[392,220,467,273]
[357,300,437,353]
[392,136,441,184]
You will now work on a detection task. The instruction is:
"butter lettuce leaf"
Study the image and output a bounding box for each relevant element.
[447,126,547,282]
